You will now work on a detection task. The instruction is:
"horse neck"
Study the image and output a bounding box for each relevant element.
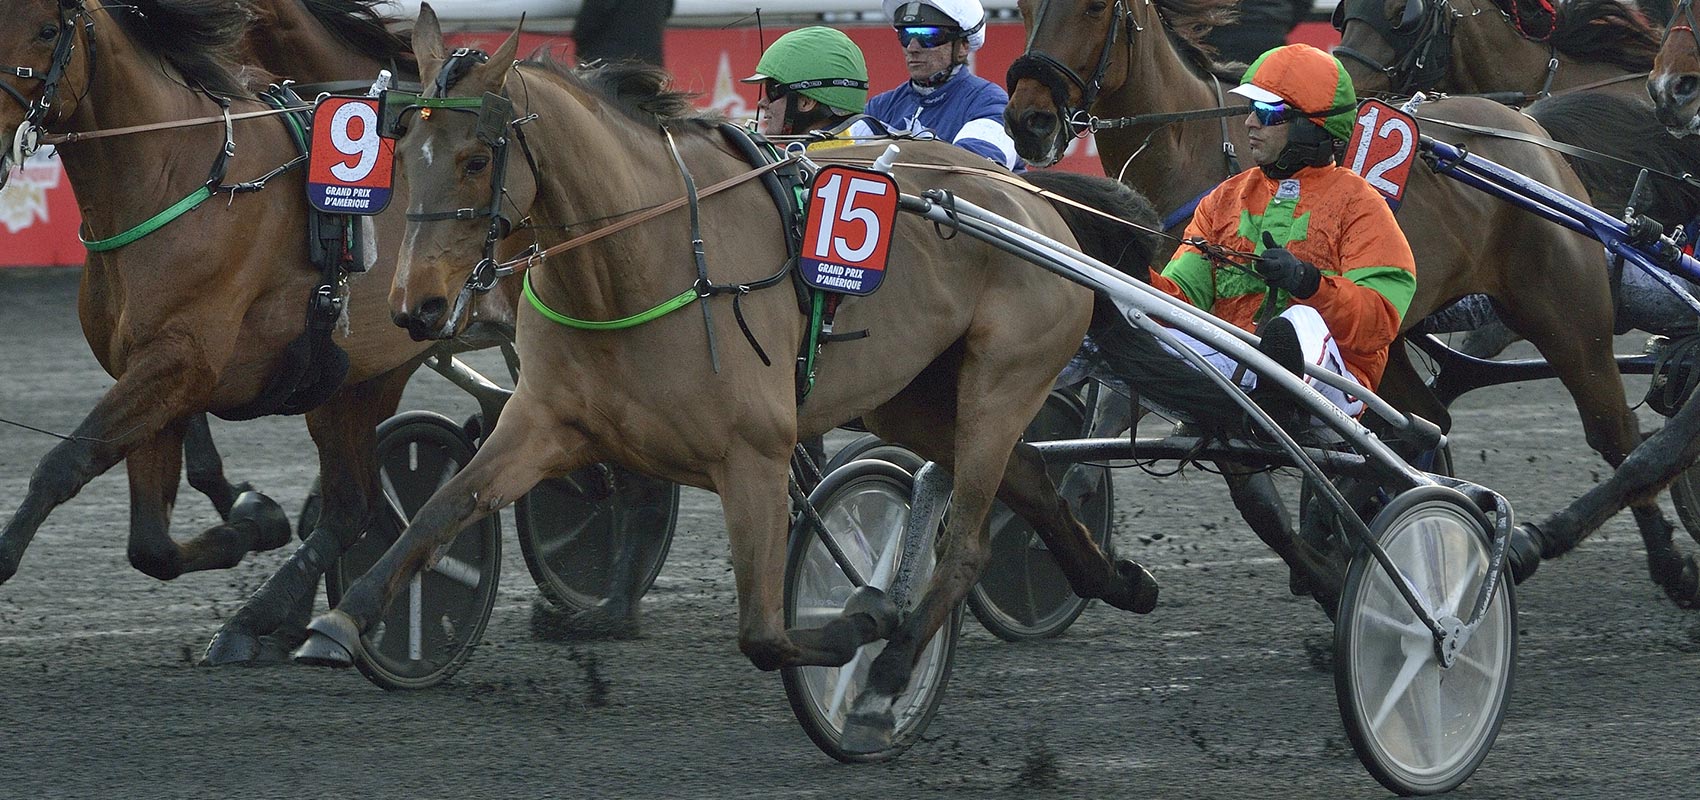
[522,85,728,321]
[242,0,387,83]
[54,27,258,248]
[1091,9,1246,219]
[1448,0,1633,95]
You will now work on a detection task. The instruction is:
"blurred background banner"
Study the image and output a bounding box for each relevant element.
[0,1,1340,268]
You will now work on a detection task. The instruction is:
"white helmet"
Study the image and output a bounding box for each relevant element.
[883,0,987,52]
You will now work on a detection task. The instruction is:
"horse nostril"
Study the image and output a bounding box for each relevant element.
[1678,75,1700,102]
[418,296,449,326]
[1021,110,1058,138]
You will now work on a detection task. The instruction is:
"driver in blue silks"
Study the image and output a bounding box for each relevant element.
[867,0,1024,171]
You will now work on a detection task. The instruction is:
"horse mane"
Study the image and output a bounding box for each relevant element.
[1547,0,1661,72]
[1153,0,1247,80]
[296,0,418,75]
[1525,90,1700,227]
[107,0,253,98]
[521,54,721,127]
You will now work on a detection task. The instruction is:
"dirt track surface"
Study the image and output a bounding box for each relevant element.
[0,269,1695,799]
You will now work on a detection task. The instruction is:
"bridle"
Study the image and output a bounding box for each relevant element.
[389,48,542,328]
[0,0,93,186]
[1332,0,1458,96]
[1006,0,1136,144]
[1664,0,1700,69]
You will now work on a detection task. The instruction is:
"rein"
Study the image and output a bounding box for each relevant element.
[39,105,302,145]
[1414,109,1700,191]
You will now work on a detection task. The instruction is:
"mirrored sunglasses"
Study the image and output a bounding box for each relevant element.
[1251,99,1294,127]
[896,26,957,48]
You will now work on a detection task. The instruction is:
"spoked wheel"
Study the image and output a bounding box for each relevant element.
[514,464,679,612]
[1335,485,1515,796]
[325,411,502,690]
[782,459,961,763]
[1667,462,1700,547]
[969,389,1112,641]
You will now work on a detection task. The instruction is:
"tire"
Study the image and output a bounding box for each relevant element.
[1334,485,1516,796]
[515,464,679,612]
[822,434,925,476]
[1667,461,1700,546]
[781,459,961,763]
[324,411,502,691]
[968,389,1112,641]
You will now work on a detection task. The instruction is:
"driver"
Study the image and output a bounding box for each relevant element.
[742,26,884,145]
[866,0,1023,170]
[1145,44,1417,421]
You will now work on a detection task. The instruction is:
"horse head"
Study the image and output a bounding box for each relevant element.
[1651,0,1700,133]
[1004,0,1135,167]
[388,3,529,341]
[0,0,97,187]
[1331,0,1455,97]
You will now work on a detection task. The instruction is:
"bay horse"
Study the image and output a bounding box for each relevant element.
[1650,0,1700,130]
[1003,0,1700,607]
[295,7,1159,748]
[0,0,507,663]
[1333,0,1661,102]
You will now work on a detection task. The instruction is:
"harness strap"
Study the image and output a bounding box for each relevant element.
[1417,114,1700,191]
[80,186,212,251]
[41,106,300,145]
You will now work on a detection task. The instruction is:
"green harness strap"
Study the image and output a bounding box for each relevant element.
[80,185,214,252]
[522,270,698,330]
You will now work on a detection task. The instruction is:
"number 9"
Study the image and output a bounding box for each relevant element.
[329,101,380,183]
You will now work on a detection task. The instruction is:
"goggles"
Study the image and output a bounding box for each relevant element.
[1250,99,1295,127]
[763,80,789,103]
[896,26,959,48]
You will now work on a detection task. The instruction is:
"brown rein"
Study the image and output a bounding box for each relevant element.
[496,156,795,274]
[39,105,302,146]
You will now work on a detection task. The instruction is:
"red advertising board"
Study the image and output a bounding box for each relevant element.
[0,20,1339,268]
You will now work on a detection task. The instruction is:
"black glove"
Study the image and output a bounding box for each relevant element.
[1257,232,1321,299]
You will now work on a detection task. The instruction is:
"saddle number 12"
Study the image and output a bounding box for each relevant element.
[801,165,899,296]
[1345,99,1417,208]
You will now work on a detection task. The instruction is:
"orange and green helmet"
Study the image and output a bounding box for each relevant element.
[1230,44,1358,141]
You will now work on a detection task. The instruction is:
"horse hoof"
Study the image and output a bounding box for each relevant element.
[292,611,360,668]
[839,707,897,756]
[1104,559,1159,614]
[1506,524,1543,585]
[201,625,263,666]
[229,491,291,553]
[842,585,900,639]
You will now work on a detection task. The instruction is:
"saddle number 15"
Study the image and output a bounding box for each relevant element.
[801,165,899,296]
[1345,99,1417,208]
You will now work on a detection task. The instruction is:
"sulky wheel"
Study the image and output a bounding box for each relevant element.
[1334,485,1516,796]
[1665,462,1700,547]
[968,388,1112,641]
[325,411,502,691]
[514,464,679,613]
[782,459,961,763]
[822,433,926,476]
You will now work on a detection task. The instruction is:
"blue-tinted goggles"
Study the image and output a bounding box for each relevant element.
[1250,99,1294,126]
[897,26,958,48]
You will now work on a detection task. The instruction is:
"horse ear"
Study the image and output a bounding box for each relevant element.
[469,18,525,92]
[414,3,447,88]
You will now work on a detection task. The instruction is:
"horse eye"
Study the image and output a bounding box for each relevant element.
[464,155,490,175]
[36,24,59,42]
[1086,0,1109,13]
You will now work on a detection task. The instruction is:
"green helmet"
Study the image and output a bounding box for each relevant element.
[741,27,870,113]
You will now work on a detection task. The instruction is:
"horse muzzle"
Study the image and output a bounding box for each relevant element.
[1650,72,1700,134]
[392,296,455,341]
[1003,105,1066,168]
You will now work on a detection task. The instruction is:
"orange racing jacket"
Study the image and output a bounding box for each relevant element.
[1150,163,1417,389]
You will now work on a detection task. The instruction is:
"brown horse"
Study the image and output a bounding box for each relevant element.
[1650,0,1700,130]
[0,0,509,663]
[1003,0,1700,606]
[294,7,1158,748]
[1333,0,1660,101]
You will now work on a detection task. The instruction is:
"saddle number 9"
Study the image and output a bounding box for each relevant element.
[801,165,900,296]
[306,95,396,216]
[1345,99,1417,207]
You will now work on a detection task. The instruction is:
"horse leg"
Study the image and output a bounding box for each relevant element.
[182,412,246,520]
[1220,466,1343,607]
[1502,292,1700,605]
[203,369,412,665]
[0,358,208,584]
[293,390,584,667]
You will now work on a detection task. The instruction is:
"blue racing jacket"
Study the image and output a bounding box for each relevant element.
[866,67,1024,171]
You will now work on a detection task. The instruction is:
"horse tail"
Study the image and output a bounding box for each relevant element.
[1019,169,1161,334]
[1525,91,1700,228]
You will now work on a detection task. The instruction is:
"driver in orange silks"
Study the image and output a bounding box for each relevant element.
[1146,44,1416,419]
